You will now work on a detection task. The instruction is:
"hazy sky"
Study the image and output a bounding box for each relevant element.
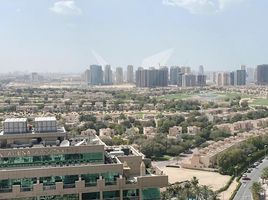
[0,0,267,73]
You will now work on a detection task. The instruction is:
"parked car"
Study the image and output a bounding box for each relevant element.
[242,177,251,181]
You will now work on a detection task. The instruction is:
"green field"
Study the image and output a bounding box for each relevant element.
[157,93,193,100]
[250,98,268,106]
[215,92,253,100]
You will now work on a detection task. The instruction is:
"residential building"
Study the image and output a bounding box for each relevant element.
[135,68,168,87]
[90,65,103,85]
[256,64,268,85]
[104,65,113,85]
[115,67,123,84]
[182,74,196,87]
[197,75,206,86]
[236,69,246,86]
[198,65,204,75]
[126,65,134,83]
[169,66,181,85]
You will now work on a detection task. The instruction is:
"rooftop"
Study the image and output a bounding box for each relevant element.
[4,118,27,123]
[35,117,56,121]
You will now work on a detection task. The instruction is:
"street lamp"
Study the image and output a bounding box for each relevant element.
[248,154,252,168]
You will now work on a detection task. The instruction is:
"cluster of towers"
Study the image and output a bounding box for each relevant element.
[84,65,134,85]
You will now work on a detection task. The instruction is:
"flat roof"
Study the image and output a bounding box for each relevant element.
[35,117,56,121]
[4,118,27,123]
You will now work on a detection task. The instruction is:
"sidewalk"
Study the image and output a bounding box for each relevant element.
[219,180,239,200]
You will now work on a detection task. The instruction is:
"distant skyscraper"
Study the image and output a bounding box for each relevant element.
[126,65,134,83]
[246,67,255,84]
[256,64,268,85]
[216,72,230,86]
[84,69,91,85]
[177,73,183,87]
[104,65,113,85]
[158,67,169,87]
[115,67,123,84]
[169,66,181,85]
[135,67,168,87]
[136,68,147,87]
[198,65,204,75]
[197,75,206,86]
[236,69,246,86]
[182,74,196,87]
[230,71,235,86]
[31,72,39,82]
[181,66,191,74]
[90,65,103,85]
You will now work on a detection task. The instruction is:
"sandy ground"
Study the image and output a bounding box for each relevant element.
[218,179,239,200]
[162,167,231,191]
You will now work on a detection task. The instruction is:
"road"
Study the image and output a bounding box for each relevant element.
[234,158,268,200]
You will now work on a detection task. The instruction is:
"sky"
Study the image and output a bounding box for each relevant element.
[0,0,267,73]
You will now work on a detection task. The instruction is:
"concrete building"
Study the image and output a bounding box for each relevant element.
[197,75,206,86]
[31,73,40,82]
[168,126,182,139]
[236,69,246,86]
[115,67,123,84]
[0,117,168,200]
[135,68,168,88]
[143,127,157,138]
[246,67,256,84]
[182,74,196,87]
[181,66,191,74]
[104,65,113,85]
[84,69,91,85]
[230,71,235,86]
[198,65,204,75]
[216,72,230,86]
[256,64,268,85]
[126,65,134,84]
[182,128,268,169]
[90,65,103,85]
[169,66,181,85]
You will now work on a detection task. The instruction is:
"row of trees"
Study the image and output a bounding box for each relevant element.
[217,136,268,175]
[162,177,218,200]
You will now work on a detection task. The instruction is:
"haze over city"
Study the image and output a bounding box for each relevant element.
[1,0,268,73]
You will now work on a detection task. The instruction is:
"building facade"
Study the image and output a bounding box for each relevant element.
[256,64,268,85]
[0,117,168,200]
[115,67,123,84]
[135,68,168,88]
[90,65,103,85]
[126,65,134,84]
[169,66,181,85]
[104,65,113,85]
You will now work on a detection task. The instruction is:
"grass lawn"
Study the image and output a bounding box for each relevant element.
[215,92,253,100]
[250,98,268,106]
[157,93,193,100]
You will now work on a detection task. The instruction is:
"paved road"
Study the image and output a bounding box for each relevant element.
[234,158,268,200]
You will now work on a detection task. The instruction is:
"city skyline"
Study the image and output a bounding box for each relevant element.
[1,0,268,73]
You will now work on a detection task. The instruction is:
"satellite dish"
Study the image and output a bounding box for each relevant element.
[60,140,70,147]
